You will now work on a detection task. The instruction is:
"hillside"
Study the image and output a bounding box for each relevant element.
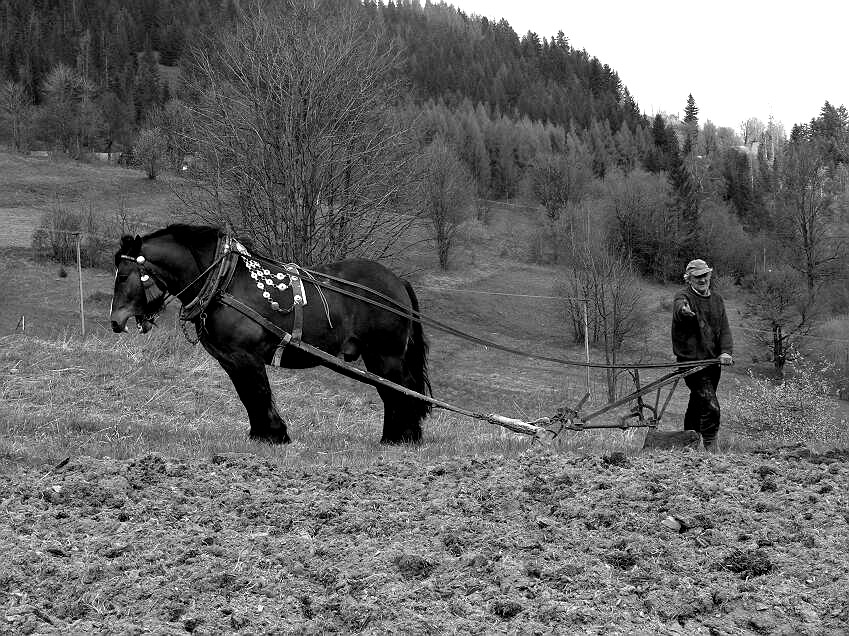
[4,150,848,462]
[0,0,638,134]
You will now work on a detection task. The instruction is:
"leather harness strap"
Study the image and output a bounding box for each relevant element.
[180,229,239,322]
[218,293,292,366]
[284,264,307,345]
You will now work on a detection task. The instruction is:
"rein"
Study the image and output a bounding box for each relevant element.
[122,228,717,372]
[245,253,715,372]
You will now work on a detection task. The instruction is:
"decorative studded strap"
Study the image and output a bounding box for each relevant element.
[285,264,307,344]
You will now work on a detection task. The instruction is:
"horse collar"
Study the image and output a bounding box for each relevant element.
[179,229,240,322]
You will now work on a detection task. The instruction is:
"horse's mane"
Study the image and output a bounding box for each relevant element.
[146,224,222,245]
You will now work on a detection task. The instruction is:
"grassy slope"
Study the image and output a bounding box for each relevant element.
[0,152,179,248]
[0,150,845,467]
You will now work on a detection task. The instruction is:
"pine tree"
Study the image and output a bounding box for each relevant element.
[810,100,849,167]
[614,124,637,172]
[646,114,668,173]
[668,129,701,259]
[682,93,699,155]
[133,48,161,123]
[588,119,615,178]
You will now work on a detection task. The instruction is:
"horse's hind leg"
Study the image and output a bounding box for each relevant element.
[363,353,423,444]
[218,355,290,444]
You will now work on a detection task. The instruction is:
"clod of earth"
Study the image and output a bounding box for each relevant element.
[719,548,774,578]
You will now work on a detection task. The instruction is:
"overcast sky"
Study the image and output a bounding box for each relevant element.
[449,0,848,133]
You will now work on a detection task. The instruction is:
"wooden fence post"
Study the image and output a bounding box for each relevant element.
[582,299,591,399]
[73,232,85,338]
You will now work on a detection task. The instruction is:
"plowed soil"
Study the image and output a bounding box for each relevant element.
[2,446,848,635]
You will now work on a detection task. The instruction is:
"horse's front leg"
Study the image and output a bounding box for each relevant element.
[218,354,290,444]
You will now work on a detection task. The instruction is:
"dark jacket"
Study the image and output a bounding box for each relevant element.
[671,286,733,362]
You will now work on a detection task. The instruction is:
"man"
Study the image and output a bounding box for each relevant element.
[671,259,733,451]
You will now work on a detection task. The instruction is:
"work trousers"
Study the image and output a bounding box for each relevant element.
[683,364,722,447]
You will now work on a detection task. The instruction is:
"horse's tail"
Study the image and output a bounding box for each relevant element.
[402,279,432,419]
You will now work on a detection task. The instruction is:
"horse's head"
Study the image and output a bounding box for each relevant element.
[110,234,166,334]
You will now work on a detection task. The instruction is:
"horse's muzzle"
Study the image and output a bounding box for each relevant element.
[111,319,129,333]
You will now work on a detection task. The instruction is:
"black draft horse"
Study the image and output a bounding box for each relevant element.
[109,224,431,444]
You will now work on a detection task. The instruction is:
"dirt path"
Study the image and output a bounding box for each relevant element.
[1,447,847,634]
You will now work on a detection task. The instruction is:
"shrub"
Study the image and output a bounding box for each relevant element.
[32,199,145,269]
[32,201,82,264]
[699,199,755,281]
[133,126,168,179]
[806,316,849,399]
[730,352,847,445]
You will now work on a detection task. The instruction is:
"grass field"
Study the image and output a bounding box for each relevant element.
[0,151,182,250]
[1,148,846,467]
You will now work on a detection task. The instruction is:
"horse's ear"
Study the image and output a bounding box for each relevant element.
[118,234,143,257]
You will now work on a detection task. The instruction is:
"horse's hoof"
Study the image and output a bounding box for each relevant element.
[380,430,422,445]
[250,432,291,445]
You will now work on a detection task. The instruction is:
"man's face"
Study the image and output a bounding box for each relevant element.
[690,272,711,293]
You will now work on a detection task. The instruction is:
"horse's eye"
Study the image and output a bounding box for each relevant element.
[117,274,129,282]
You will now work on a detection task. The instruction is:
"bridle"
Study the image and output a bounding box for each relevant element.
[117,253,170,326]
[116,251,231,328]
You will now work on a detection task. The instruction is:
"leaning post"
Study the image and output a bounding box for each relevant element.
[73,232,85,338]
[582,299,590,398]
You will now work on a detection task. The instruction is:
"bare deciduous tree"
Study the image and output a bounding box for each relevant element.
[777,140,846,294]
[530,133,592,221]
[39,64,103,157]
[743,266,815,375]
[418,136,474,269]
[562,237,649,401]
[133,127,167,179]
[178,3,416,265]
[0,79,32,151]
[605,168,681,281]
[147,99,193,171]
